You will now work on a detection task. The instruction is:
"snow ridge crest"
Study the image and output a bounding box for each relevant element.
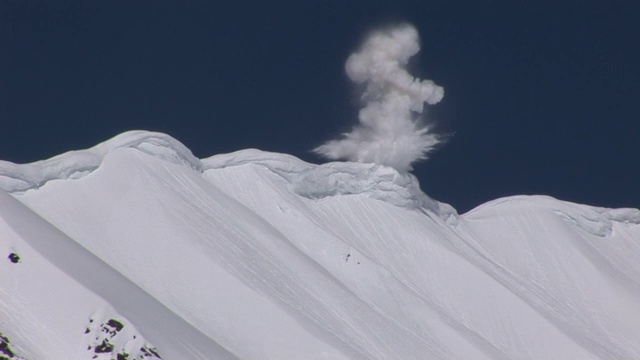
[0,131,202,193]
[204,149,457,217]
[0,131,454,216]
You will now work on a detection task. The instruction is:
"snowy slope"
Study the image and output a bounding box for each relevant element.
[0,190,235,360]
[1,131,639,359]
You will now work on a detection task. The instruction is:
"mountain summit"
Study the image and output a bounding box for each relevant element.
[1,131,639,359]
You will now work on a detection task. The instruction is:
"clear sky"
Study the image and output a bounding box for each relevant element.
[2,1,638,213]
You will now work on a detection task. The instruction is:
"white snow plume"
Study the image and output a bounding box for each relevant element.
[315,23,444,172]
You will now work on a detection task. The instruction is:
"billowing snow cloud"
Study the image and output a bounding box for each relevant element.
[314,24,444,172]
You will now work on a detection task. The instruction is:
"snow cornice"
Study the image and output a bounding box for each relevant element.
[0,130,456,217]
[0,131,202,193]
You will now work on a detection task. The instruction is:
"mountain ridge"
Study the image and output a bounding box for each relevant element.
[2,131,639,359]
[0,131,456,216]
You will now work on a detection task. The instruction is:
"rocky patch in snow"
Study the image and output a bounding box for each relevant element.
[0,332,26,360]
[85,316,161,360]
[7,253,20,264]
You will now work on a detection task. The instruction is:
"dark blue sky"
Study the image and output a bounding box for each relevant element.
[2,1,638,213]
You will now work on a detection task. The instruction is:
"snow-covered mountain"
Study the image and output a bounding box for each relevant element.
[1,131,639,360]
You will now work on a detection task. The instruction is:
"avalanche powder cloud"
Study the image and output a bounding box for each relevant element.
[314,23,444,172]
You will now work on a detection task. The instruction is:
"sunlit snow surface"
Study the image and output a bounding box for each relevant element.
[1,131,639,359]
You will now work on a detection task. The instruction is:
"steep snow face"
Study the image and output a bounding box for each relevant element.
[203,153,640,360]
[1,131,639,360]
[0,191,234,360]
[459,196,640,359]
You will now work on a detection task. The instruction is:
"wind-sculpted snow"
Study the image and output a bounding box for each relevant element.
[469,195,640,236]
[293,162,429,208]
[554,203,640,237]
[2,131,640,359]
[203,149,457,217]
[0,131,451,215]
[0,131,202,193]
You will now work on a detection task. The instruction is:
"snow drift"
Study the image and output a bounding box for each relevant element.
[1,131,639,359]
